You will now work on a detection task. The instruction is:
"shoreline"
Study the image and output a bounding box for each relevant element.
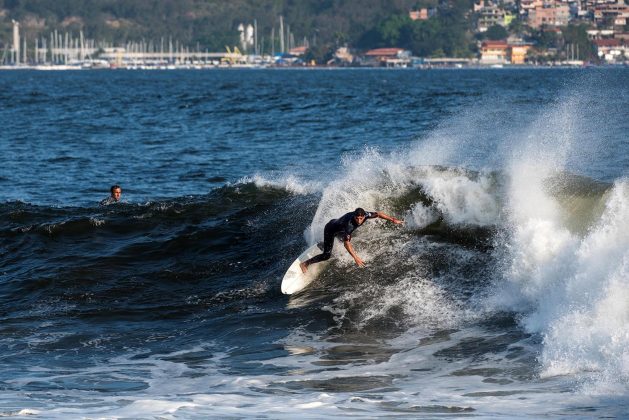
[0,63,625,71]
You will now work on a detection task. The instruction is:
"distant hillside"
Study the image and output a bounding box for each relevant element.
[0,0,425,52]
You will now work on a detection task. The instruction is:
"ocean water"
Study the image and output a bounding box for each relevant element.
[0,68,627,418]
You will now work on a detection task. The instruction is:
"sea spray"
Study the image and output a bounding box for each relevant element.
[306,149,503,245]
[539,180,629,391]
[305,149,406,245]
[494,77,629,393]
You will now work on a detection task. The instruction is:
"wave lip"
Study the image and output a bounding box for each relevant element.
[236,174,322,195]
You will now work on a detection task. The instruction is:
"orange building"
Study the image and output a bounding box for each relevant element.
[509,44,532,64]
[481,41,532,65]
[480,41,509,64]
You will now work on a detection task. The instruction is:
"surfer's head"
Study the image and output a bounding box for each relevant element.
[110,185,122,202]
[354,208,366,224]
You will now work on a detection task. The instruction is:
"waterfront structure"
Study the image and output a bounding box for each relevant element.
[509,44,533,64]
[362,48,411,67]
[593,38,627,62]
[480,40,509,64]
[480,40,533,65]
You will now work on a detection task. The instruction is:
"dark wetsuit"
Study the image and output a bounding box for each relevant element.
[99,196,118,206]
[305,211,378,266]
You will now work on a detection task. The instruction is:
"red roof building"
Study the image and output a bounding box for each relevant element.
[593,39,622,48]
[362,48,411,67]
[364,48,406,57]
[289,46,307,56]
[480,41,509,64]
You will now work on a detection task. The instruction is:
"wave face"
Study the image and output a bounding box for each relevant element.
[0,69,628,418]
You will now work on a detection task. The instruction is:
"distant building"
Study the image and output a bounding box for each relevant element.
[480,40,509,64]
[480,40,532,64]
[409,8,436,20]
[587,28,616,40]
[615,32,629,43]
[520,0,544,13]
[362,48,411,67]
[289,46,307,56]
[509,44,533,64]
[593,38,627,62]
[528,3,571,28]
[594,2,629,27]
[478,6,507,32]
[410,9,429,20]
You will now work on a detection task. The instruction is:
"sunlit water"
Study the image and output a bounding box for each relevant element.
[1,68,627,418]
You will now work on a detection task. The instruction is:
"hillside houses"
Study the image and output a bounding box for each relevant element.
[472,0,627,63]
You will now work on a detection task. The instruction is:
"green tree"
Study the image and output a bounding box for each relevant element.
[533,28,559,49]
[484,24,508,40]
[377,14,411,46]
[406,19,442,56]
[561,24,594,61]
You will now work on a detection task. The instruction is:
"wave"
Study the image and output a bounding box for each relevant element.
[298,142,626,392]
[494,178,629,392]
[1,164,609,243]
[2,157,624,395]
[482,91,629,393]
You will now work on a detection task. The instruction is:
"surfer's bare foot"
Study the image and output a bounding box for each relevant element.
[299,262,308,274]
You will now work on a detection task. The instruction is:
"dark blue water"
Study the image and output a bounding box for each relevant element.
[0,68,628,418]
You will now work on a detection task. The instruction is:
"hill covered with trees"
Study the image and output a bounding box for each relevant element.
[0,0,476,57]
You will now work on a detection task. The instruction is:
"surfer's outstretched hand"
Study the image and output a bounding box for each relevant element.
[377,212,404,225]
[354,257,365,268]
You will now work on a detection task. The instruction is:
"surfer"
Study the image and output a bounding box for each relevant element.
[100,185,122,205]
[300,208,403,273]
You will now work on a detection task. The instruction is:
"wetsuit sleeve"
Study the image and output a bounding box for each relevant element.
[366,211,378,219]
[343,232,351,242]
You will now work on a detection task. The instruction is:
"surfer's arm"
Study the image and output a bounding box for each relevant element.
[375,211,404,224]
[344,240,365,267]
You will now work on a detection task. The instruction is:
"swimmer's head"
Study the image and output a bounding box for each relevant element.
[110,185,122,201]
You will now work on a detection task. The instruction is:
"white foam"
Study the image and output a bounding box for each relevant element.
[499,139,629,392]
[305,150,500,244]
[539,181,629,390]
[238,174,321,195]
[337,274,463,331]
[406,202,439,229]
[419,168,499,225]
[89,217,105,227]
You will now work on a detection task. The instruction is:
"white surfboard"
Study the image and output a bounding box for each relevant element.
[281,243,329,295]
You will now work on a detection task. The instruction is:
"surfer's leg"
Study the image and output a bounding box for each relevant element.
[301,226,334,272]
